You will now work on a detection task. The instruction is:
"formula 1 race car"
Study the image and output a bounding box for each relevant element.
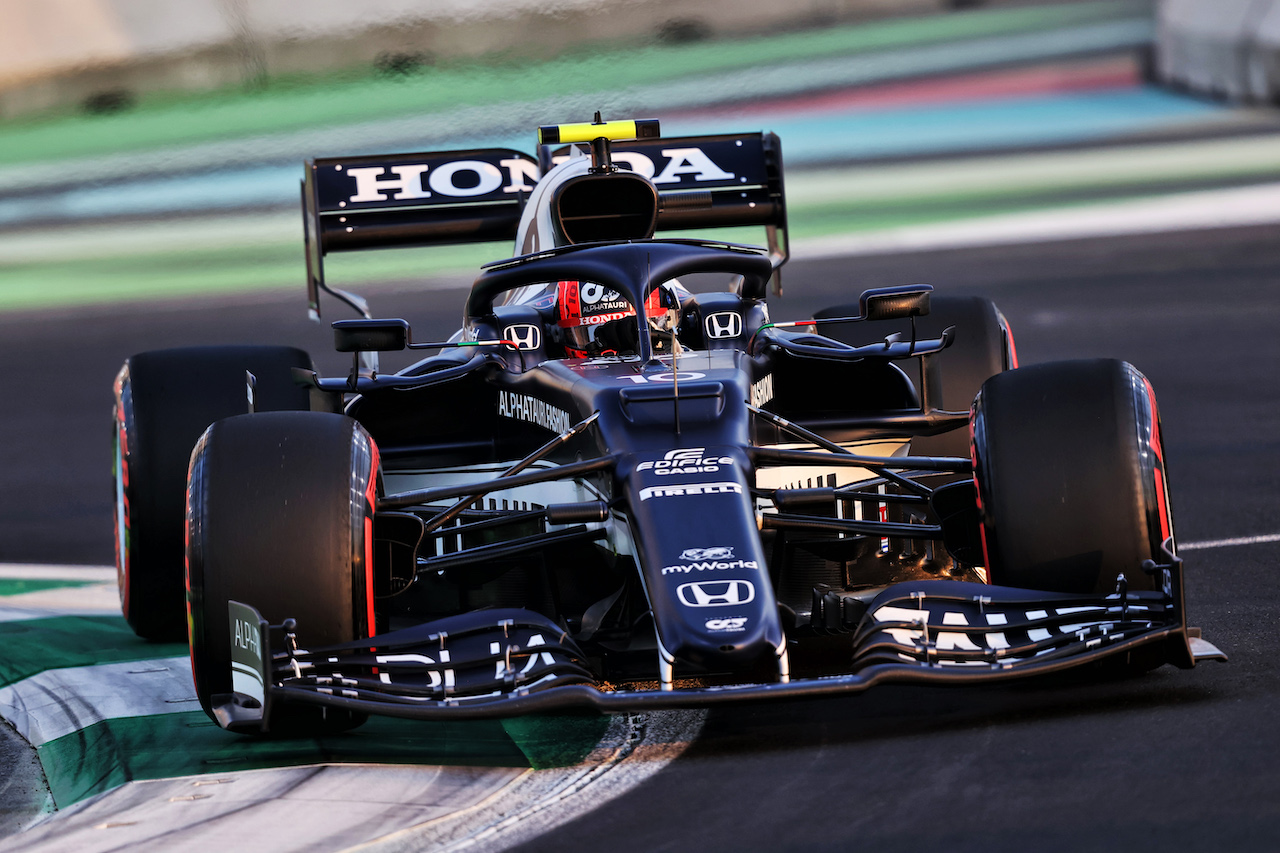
[112,117,1224,735]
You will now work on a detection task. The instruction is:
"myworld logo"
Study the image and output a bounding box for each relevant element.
[662,558,759,575]
[662,547,760,575]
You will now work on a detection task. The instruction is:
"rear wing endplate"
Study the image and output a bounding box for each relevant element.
[303,132,787,316]
[303,147,537,318]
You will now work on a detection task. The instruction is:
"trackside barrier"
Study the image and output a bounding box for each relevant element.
[1155,0,1280,103]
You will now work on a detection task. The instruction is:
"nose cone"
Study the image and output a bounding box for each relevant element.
[622,447,784,674]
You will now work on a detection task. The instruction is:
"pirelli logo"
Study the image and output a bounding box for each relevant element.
[638,481,743,501]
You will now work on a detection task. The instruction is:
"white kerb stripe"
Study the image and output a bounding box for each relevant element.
[0,564,115,581]
[0,657,194,747]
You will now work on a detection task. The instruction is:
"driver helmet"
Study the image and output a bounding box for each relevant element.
[556,280,686,358]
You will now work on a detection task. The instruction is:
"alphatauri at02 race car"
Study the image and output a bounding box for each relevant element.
[113,118,1224,734]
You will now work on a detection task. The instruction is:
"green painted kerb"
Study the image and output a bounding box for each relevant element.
[0,615,186,688]
[36,709,609,808]
[2,615,610,807]
[0,579,93,597]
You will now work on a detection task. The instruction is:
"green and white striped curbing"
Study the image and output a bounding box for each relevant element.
[0,568,609,811]
[0,657,196,748]
[0,565,705,850]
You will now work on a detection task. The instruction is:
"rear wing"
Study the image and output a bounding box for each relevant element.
[303,132,787,316]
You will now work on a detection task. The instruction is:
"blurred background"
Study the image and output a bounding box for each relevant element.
[3,0,1279,312]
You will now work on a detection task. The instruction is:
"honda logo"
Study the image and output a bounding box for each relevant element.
[503,324,541,351]
[704,312,742,339]
[676,579,755,608]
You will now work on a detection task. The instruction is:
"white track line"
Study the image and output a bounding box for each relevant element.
[1179,533,1280,551]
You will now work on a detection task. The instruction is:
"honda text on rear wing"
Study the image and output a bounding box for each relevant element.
[302,124,787,317]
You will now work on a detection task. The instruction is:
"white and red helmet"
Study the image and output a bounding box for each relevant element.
[556,280,677,358]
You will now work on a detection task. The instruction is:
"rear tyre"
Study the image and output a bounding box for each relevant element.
[113,346,314,641]
[971,359,1174,594]
[187,411,378,735]
[814,295,1015,460]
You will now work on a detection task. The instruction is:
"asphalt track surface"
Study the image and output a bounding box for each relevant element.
[1,224,1278,850]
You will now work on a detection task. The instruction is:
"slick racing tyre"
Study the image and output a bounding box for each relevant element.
[814,295,1015,461]
[113,346,314,641]
[970,359,1174,594]
[186,411,378,736]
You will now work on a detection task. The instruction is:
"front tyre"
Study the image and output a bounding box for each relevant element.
[186,411,378,735]
[971,359,1173,594]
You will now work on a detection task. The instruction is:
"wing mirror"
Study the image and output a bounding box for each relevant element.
[333,319,410,352]
[859,285,932,321]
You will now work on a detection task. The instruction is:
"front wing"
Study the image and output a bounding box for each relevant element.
[214,546,1224,731]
